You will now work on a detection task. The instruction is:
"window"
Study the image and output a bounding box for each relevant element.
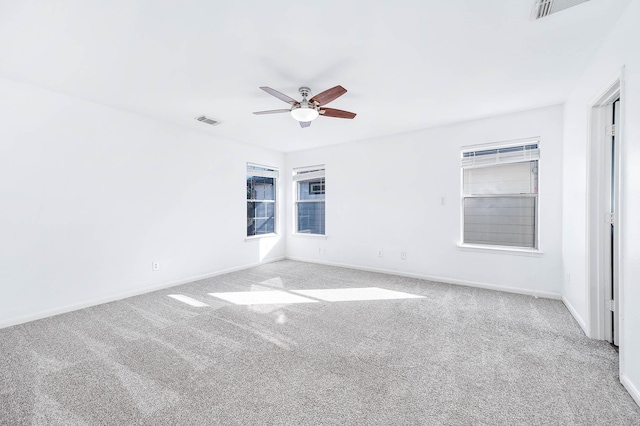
[461,141,539,249]
[294,166,325,235]
[247,164,278,237]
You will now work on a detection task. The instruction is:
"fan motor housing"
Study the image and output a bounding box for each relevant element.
[299,87,312,99]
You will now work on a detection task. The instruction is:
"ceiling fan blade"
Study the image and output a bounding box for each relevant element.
[320,108,357,119]
[299,121,312,128]
[259,87,298,104]
[310,85,347,106]
[253,109,291,115]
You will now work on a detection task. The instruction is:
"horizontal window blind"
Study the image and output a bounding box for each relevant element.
[463,196,536,247]
[463,162,537,195]
[462,142,539,168]
[293,167,324,182]
[247,163,279,178]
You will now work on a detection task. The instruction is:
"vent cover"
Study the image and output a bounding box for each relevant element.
[195,115,220,126]
[532,0,589,20]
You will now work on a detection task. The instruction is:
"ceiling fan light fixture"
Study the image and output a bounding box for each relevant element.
[290,105,319,122]
[254,85,355,125]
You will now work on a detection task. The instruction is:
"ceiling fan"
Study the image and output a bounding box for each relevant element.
[253,85,356,128]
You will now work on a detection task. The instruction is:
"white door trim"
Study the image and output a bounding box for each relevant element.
[585,69,625,371]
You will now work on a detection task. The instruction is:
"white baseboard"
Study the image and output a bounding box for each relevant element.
[285,256,562,300]
[621,375,640,408]
[0,256,285,330]
[561,295,589,336]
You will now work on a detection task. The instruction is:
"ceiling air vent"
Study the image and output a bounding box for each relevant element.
[195,115,220,126]
[532,0,589,20]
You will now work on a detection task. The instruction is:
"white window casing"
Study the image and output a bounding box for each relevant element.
[461,140,539,249]
[461,142,540,168]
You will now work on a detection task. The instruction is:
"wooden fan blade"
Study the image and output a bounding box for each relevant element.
[310,85,347,106]
[259,87,298,104]
[299,121,312,128]
[320,108,356,119]
[253,109,291,115]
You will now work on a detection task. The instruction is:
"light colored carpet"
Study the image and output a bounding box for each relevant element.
[1,260,638,425]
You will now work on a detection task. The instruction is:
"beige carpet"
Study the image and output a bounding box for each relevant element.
[1,260,639,425]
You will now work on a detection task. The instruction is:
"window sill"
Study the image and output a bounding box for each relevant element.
[457,243,544,257]
[291,233,328,240]
[245,234,280,242]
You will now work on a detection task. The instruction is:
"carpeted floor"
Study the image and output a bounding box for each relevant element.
[1,260,639,425]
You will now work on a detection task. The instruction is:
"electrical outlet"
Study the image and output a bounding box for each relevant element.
[378,250,383,257]
[152,261,160,271]
[401,252,407,260]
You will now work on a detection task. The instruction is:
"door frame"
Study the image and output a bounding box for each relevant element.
[586,70,624,358]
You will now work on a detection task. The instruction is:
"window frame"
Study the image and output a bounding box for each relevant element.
[246,163,278,238]
[460,139,540,251]
[293,165,326,236]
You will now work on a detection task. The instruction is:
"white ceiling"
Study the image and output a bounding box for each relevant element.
[0,0,630,152]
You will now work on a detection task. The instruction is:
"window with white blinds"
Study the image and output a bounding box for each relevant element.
[294,166,325,235]
[247,164,278,237]
[461,141,539,249]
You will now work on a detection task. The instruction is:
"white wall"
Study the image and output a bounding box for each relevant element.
[286,105,564,298]
[0,78,285,327]
[562,0,640,405]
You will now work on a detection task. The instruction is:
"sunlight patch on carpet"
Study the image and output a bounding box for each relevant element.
[167,294,209,307]
[208,290,317,305]
[292,287,424,302]
[208,287,423,305]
